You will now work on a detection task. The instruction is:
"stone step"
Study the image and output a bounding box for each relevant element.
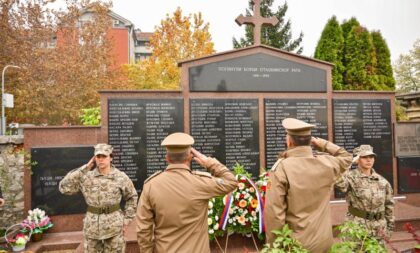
[23,225,419,253]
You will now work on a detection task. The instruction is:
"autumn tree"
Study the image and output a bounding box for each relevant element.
[233,0,303,53]
[0,0,123,125]
[314,16,344,90]
[123,7,215,89]
[394,39,419,92]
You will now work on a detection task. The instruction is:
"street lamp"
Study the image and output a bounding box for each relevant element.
[1,65,21,135]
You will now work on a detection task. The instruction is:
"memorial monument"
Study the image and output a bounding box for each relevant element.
[23,1,419,240]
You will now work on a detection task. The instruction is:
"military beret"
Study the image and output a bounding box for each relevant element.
[282,118,315,136]
[94,143,113,156]
[161,132,195,153]
[353,145,376,157]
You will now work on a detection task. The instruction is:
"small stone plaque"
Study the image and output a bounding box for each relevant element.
[397,157,420,193]
[31,146,93,215]
[395,123,420,157]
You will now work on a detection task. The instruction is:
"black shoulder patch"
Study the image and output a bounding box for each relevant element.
[144,170,163,184]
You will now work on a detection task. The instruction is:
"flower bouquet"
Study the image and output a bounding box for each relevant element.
[256,170,270,207]
[21,208,53,241]
[5,224,32,252]
[208,163,265,251]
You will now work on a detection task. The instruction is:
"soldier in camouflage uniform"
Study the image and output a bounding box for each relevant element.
[59,143,138,253]
[335,145,395,239]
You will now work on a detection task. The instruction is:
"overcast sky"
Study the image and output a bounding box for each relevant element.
[111,0,420,62]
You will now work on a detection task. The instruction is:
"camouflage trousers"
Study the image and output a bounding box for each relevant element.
[84,233,125,253]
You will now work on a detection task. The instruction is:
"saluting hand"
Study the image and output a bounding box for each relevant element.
[311,137,322,149]
[87,156,96,170]
[352,155,360,164]
[191,148,209,167]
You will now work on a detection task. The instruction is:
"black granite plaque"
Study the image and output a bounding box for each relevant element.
[395,123,420,156]
[397,157,420,193]
[333,99,393,197]
[189,53,327,92]
[264,99,328,168]
[108,99,183,192]
[31,146,93,215]
[190,99,259,179]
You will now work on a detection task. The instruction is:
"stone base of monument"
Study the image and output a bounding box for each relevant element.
[24,202,420,253]
[24,223,420,253]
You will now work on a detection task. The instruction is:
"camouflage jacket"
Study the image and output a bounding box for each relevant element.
[335,167,395,237]
[59,164,138,239]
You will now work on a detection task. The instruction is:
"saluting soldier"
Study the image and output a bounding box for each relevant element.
[264,118,352,253]
[59,144,138,253]
[136,132,238,253]
[335,145,395,240]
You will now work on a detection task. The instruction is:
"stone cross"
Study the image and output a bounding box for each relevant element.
[235,0,279,45]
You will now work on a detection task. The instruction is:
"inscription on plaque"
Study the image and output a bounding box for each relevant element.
[108,99,183,191]
[395,123,420,156]
[189,53,327,92]
[31,146,93,215]
[333,99,393,187]
[397,157,420,193]
[190,99,259,178]
[264,99,328,168]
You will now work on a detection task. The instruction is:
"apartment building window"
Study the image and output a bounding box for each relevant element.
[136,40,147,47]
[135,53,152,62]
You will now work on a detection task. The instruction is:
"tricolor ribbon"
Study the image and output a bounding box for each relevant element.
[219,192,233,230]
[245,177,265,234]
[218,175,265,234]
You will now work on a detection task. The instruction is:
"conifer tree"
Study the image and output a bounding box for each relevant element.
[314,16,344,90]
[371,31,395,90]
[233,0,303,53]
[341,17,361,84]
[344,26,376,90]
[341,17,360,40]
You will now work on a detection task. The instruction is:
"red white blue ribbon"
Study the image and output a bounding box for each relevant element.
[219,192,233,230]
[218,176,265,234]
[245,177,265,233]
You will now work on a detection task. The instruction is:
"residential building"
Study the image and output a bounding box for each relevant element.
[134,29,153,62]
[58,8,152,66]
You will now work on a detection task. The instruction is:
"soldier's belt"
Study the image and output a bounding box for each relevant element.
[87,204,120,214]
[349,206,384,221]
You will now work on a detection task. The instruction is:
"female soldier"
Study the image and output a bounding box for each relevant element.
[335,145,395,239]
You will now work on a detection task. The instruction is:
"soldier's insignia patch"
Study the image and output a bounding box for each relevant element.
[216,178,225,185]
